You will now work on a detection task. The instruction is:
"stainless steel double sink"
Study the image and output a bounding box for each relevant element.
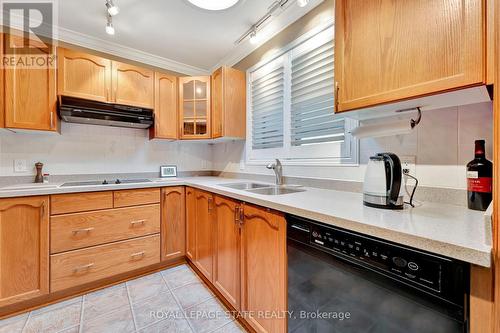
[219,182,305,195]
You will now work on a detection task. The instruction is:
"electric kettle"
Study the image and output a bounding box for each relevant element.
[363,153,404,209]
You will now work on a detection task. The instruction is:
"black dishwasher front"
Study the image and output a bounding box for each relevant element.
[287,214,469,333]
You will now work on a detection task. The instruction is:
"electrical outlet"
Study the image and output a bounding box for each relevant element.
[14,159,27,173]
[400,156,416,176]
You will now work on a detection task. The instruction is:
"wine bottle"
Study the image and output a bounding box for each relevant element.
[467,140,492,211]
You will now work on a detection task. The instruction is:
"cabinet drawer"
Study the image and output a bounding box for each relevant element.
[50,204,160,254]
[113,188,160,208]
[51,192,113,215]
[50,235,160,292]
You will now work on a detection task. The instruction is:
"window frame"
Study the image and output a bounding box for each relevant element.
[246,20,359,166]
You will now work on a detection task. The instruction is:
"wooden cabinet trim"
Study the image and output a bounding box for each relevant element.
[51,192,113,215]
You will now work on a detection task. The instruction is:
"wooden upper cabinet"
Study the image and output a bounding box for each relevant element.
[0,196,49,307]
[150,73,178,140]
[160,187,185,261]
[194,189,214,282]
[3,34,57,131]
[211,67,246,139]
[179,76,211,139]
[213,195,241,311]
[57,48,112,102]
[111,61,154,108]
[241,204,287,333]
[186,187,196,261]
[335,0,485,112]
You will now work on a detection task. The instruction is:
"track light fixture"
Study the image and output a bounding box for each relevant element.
[106,0,120,16]
[297,0,309,7]
[105,14,115,35]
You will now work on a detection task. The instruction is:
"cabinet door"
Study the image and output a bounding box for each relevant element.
[0,33,4,128]
[4,35,57,131]
[211,68,223,138]
[194,190,214,282]
[335,0,484,112]
[57,48,112,102]
[213,195,241,310]
[186,187,196,261]
[0,196,49,307]
[161,187,185,261]
[241,204,287,333]
[111,61,154,108]
[179,76,211,139]
[151,73,178,139]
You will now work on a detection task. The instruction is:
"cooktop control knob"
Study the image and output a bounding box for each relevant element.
[392,257,408,268]
[115,179,121,184]
[102,180,108,185]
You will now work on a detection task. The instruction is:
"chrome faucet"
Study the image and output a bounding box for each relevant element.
[266,159,283,185]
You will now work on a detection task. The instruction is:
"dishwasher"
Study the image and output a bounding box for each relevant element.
[286,215,469,333]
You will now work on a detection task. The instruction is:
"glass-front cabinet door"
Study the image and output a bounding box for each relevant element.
[179,76,211,139]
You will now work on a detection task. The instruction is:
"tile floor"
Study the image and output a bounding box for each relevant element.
[0,264,246,333]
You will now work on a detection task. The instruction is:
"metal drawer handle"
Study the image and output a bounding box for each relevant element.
[73,263,94,273]
[130,251,145,259]
[130,220,146,226]
[72,227,94,235]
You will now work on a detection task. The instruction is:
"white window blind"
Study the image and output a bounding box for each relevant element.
[291,39,342,147]
[246,23,358,165]
[251,62,284,150]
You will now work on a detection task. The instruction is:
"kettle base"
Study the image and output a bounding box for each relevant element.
[363,193,404,210]
[363,201,404,210]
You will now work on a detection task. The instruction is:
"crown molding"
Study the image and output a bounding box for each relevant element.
[209,0,325,72]
[56,26,209,76]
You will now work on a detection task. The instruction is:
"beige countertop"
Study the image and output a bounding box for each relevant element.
[0,176,492,267]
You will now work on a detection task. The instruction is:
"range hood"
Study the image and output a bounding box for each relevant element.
[58,96,154,129]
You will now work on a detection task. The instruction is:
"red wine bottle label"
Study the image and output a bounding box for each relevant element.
[467,172,492,193]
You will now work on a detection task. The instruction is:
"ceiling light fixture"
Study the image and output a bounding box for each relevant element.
[105,14,115,35]
[187,0,239,11]
[296,0,309,7]
[105,0,120,16]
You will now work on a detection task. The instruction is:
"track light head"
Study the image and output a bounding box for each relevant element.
[106,14,115,35]
[106,0,120,16]
[297,0,309,7]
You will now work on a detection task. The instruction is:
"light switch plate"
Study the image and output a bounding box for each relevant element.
[239,160,245,171]
[14,159,27,173]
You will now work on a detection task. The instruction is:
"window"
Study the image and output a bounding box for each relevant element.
[246,24,358,165]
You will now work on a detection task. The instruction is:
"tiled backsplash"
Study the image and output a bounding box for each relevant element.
[213,102,493,192]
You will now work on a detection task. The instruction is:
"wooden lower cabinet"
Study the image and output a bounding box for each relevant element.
[50,234,160,292]
[241,204,287,333]
[213,195,241,310]
[187,192,287,333]
[186,187,196,261]
[161,187,186,261]
[194,190,215,282]
[0,196,49,307]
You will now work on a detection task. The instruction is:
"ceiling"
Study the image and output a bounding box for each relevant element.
[57,0,280,73]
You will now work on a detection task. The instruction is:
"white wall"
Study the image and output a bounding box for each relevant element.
[0,122,213,176]
[213,102,493,190]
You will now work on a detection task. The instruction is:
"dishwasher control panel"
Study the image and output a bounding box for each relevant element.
[310,224,442,293]
[286,214,467,306]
